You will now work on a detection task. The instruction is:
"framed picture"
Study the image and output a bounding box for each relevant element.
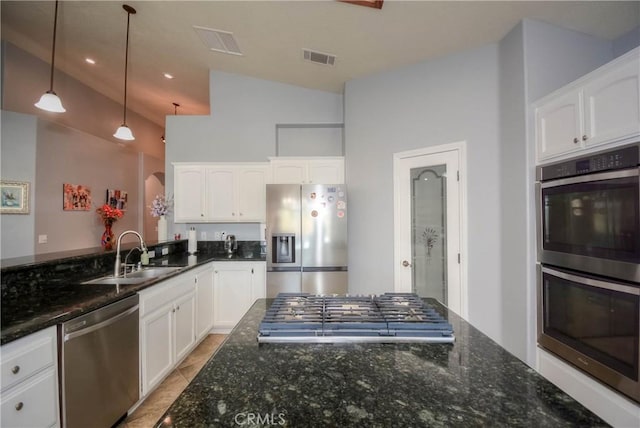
[0,180,30,214]
[63,183,92,211]
[106,189,128,210]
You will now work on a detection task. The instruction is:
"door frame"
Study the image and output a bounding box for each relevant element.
[392,141,468,318]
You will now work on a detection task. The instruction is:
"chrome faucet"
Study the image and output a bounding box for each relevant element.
[114,230,147,277]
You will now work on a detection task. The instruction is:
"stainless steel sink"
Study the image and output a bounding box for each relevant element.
[126,266,183,278]
[82,266,183,285]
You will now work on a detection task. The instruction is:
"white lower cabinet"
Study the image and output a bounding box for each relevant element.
[0,326,59,428]
[139,274,196,397]
[213,262,266,332]
[195,266,215,341]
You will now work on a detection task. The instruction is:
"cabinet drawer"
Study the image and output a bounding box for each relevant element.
[1,327,56,392]
[139,277,196,318]
[1,368,58,428]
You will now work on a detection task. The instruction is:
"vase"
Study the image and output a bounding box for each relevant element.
[157,215,167,242]
[101,223,114,250]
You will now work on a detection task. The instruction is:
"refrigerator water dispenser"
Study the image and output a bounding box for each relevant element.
[273,234,295,263]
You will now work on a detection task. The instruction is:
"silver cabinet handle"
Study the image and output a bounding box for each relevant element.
[172,308,176,313]
[11,365,20,374]
[15,402,23,411]
[402,260,412,267]
[573,137,579,144]
[176,305,180,311]
[582,135,587,141]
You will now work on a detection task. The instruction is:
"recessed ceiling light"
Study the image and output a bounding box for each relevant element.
[85,58,96,64]
[163,73,174,79]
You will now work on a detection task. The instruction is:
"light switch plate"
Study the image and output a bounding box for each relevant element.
[38,234,48,244]
[162,247,169,256]
[148,250,155,258]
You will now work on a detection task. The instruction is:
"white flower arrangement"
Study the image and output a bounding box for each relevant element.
[149,194,173,217]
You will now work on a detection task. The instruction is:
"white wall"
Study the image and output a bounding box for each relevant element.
[497,19,614,363]
[165,70,343,238]
[34,119,140,253]
[498,22,528,361]
[344,44,502,342]
[0,111,37,258]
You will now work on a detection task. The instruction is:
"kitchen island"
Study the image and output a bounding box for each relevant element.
[157,298,607,427]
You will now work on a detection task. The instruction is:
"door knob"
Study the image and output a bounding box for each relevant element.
[402,260,412,267]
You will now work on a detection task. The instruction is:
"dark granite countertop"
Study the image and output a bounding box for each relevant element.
[1,250,265,345]
[157,298,608,428]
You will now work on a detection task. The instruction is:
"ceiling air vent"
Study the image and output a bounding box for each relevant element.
[303,49,336,66]
[193,26,243,56]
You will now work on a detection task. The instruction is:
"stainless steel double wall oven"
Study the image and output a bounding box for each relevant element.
[536,142,640,403]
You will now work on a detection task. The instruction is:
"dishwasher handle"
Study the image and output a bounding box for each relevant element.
[64,304,139,342]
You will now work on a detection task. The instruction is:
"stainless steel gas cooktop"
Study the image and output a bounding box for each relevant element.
[257,293,455,344]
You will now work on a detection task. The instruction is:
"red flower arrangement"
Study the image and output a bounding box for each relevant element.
[96,204,124,225]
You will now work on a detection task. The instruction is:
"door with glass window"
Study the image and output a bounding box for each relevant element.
[394,146,463,314]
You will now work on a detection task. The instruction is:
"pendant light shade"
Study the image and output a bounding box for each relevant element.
[114,4,136,141]
[35,0,66,113]
[35,91,65,113]
[114,125,135,141]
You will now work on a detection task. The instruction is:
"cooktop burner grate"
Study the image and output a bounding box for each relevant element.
[257,293,454,343]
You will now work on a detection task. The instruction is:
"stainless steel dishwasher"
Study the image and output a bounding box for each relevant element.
[59,294,139,428]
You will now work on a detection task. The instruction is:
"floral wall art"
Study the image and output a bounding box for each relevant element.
[63,183,92,211]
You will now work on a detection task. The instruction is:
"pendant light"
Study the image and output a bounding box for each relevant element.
[34,0,66,113]
[114,4,137,141]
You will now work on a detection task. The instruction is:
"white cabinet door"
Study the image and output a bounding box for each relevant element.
[271,158,344,184]
[271,162,306,184]
[0,368,59,428]
[213,264,253,330]
[174,165,206,222]
[583,59,640,147]
[140,305,173,396]
[536,91,583,160]
[236,167,268,222]
[173,291,196,363]
[195,268,215,341]
[206,167,236,221]
[251,262,266,301]
[307,159,344,184]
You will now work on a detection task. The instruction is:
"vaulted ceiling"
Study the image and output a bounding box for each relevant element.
[2,1,638,127]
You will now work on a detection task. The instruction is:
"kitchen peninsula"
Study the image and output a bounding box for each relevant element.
[157,299,607,427]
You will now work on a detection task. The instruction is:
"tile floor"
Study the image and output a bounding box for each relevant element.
[120,334,227,428]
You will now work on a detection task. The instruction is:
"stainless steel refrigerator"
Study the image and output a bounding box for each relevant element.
[266,184,348,297]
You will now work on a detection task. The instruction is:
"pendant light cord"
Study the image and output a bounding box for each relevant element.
[49,0,59,91]
[122,8,131,125]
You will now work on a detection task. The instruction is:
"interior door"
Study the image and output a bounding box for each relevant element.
[394,145,463,315]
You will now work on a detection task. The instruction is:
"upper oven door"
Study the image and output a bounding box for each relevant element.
[537,167,640,282]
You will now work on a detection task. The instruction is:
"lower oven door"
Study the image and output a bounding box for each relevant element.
[537,265,640,402]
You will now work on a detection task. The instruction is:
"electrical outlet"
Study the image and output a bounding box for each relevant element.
[38,234,48,244]
[213,231,222,240]
[220,231,227,241]
[162,247,169,256]
[148,250,155,258]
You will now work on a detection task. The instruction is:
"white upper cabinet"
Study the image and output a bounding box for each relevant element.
[535,47,640,162]
[583,59,640,147]
[174,165,206,222]
[536,91,584,159]
[174,163,269,223]
[270,157,344,184]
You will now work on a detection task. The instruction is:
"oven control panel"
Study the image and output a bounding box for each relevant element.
[539,143,639,180]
